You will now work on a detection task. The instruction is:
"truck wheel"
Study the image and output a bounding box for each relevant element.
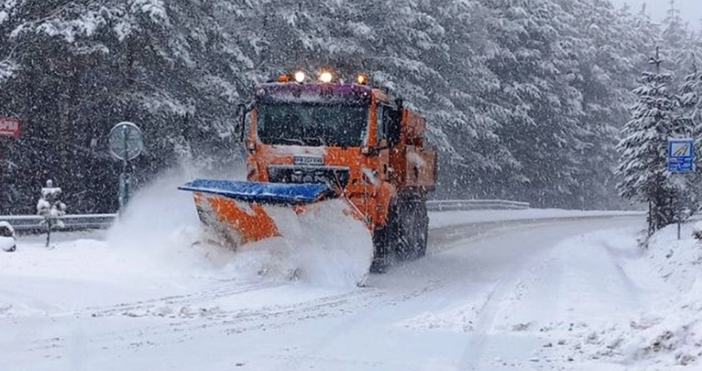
[413,202,429,259]
[401,199,428,260]
[393,200,417,261]
[370,201,401,273]
[370,227,389,273]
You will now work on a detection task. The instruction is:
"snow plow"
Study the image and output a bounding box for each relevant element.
[180,70,436,272]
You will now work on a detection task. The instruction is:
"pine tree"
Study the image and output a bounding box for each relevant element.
[678,58,702,209]
[661,0,689,85]
[617,49,680,233]
[679,61,702,148]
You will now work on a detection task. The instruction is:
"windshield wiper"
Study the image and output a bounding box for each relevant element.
[301,136,327,146]
[272,138,305,145]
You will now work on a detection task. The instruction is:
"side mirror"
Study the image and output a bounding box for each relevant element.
[237,103,247,142]
[386,110,401,147]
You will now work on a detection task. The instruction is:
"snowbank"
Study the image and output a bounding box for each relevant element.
[0,236,14,252]
[393,221,702,369]
[564,223,702,369]
[616,224,702,368]
[0,221,16,252]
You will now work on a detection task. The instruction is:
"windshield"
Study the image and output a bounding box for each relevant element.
[256,103,368,147]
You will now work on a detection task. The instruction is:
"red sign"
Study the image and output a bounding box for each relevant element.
[0,118,21,138]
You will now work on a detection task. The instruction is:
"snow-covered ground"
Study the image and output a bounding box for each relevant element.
[0,216,652,371]
[2,175,697,371]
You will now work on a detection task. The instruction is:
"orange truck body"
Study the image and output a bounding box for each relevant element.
[244,83,436,233]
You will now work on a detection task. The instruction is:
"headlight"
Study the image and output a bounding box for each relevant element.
[319,71,333,83]
[293,71,306,83]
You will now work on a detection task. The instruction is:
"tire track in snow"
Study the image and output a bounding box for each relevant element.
[85,281,276,318]
[458,273,542,370]
[25,275,456,360]
[260,280,452,371]
[26,287,381,354]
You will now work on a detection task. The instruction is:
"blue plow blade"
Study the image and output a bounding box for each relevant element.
[178,179,335,205]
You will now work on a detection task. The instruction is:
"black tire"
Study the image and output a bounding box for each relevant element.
[370,225,392,273]
[370,227,389,274]
[395,205,414,261]
[370,196,428,272]
[370,201,401,273]
[412,201,429,259]
[399,197,428,261]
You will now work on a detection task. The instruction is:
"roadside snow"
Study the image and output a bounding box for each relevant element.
[545,223,702,369]
[0,170,372,322]
[401,226,662,333]
[0,221,16,252]
[395,221,702,370]
[0,237,14,252]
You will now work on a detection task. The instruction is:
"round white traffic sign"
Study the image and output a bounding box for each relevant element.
[109,122,144,161]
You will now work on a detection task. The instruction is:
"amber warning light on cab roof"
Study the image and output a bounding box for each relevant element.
[274,69,370,86]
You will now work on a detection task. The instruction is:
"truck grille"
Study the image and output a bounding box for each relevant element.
[268,165,350,188]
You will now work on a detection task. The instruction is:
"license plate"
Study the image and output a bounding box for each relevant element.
[294,156,323,166]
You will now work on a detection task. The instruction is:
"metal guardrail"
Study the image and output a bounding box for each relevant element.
[426,199,530,212]
[1,214,117,233]
[1,199,530,233]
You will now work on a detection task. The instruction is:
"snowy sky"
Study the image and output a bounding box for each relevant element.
[610,0,701,28]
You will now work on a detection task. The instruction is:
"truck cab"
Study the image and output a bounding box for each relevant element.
[243,73,435,226]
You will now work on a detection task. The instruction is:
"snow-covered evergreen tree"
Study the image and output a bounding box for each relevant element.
[558,0,631,209]
[677,59,702,209]
[617,50,680,233]
[661,0,691,86]
[679,62,702,147]
[0,0,699,213]
[37,179,67,247]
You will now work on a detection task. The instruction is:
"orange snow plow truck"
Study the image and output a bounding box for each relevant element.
[179,70,436,272]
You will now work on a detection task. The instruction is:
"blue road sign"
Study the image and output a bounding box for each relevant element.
[668,138,695,173]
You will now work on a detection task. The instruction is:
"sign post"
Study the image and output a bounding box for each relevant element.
[667,138,695,240]
[108,122,144,211]
[0,118,21,139]
[0,118,21,184]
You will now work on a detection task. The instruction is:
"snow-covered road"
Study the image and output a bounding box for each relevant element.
[0,214,658,371]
